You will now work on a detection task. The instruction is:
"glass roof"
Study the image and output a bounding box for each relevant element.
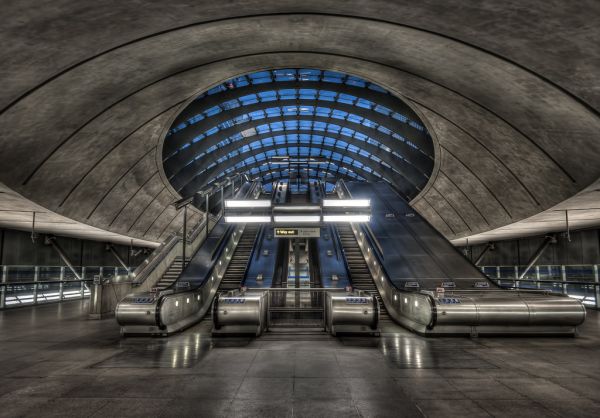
[162,69,434,198]
[167,88,425,137]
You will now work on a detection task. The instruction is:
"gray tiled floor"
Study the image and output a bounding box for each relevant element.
[1,301,600,417]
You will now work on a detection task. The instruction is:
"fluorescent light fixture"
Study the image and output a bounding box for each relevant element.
[225,200,271,208]
[224,216,271,223]
[323,215,371,222]
[273,205,320,211]
[322,199,370,207]
[274,215,320,223]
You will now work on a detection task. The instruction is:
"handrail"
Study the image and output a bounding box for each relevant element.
[1,279,94,286]
[361,223,385,261]
[491,278,599,287]
[130,233,179,283]
[243,287,347,291]
[131,214,213,284]
[211,225,234,260]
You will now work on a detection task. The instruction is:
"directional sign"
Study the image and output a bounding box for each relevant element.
[274,227,320,238]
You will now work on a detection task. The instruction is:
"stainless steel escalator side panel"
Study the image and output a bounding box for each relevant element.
[431,293,586,327]
[115,293,159,326]
[326,291,379,335]
[523,295,587,326]
[212,291,267,336]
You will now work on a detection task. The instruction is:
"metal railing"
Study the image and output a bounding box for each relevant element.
[480,264,600,309]
[0,265,132,309]
[131,213,221,287]
[243,288,346,330]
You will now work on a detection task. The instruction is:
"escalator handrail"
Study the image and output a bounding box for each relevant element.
[211,224,234,261]
[240,225,262,286]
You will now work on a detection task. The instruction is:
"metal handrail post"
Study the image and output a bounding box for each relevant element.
[594,264,599,309]
[0,265,7,308]
[81,267,86,297]
[59,267,65,300]
[33,266,39,304]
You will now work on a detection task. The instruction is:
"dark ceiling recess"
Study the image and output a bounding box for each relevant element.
[162,68,434,198]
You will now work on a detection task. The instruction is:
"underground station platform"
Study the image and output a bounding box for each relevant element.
[1,2,600,417]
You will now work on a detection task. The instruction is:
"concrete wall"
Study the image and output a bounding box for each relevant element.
[465,229,600,266]
[0,228,150,267]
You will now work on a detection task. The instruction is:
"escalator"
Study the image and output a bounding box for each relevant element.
[218,224,260,291]
[337,180,586,336]
[115,180,263,336]
[336,223,388,320]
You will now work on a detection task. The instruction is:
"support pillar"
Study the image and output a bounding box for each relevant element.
[518,235,556,280]
[106,244,129,273]
[474,242,494,266]
[45,236,82,281]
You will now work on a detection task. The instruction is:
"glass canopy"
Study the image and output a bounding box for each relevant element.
[162,69,434,199]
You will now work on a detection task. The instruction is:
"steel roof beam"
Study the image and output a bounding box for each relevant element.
[167,98,430,154]
[163,117,433,182]
[169,134,425,192]
[178,144,416,199]
[172,81,422,129]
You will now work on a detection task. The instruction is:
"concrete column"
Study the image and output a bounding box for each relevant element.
[536,265,541,289]
[514,265,519,289]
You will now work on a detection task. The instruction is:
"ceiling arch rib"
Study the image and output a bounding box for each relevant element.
[168,132,416,192]
[178,144,390,196]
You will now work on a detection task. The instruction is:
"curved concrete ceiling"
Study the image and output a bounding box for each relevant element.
[0,1,598,244]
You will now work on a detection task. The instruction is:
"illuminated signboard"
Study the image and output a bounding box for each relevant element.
[274,228,320,238]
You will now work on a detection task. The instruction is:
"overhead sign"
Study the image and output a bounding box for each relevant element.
[274,227,320,238]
